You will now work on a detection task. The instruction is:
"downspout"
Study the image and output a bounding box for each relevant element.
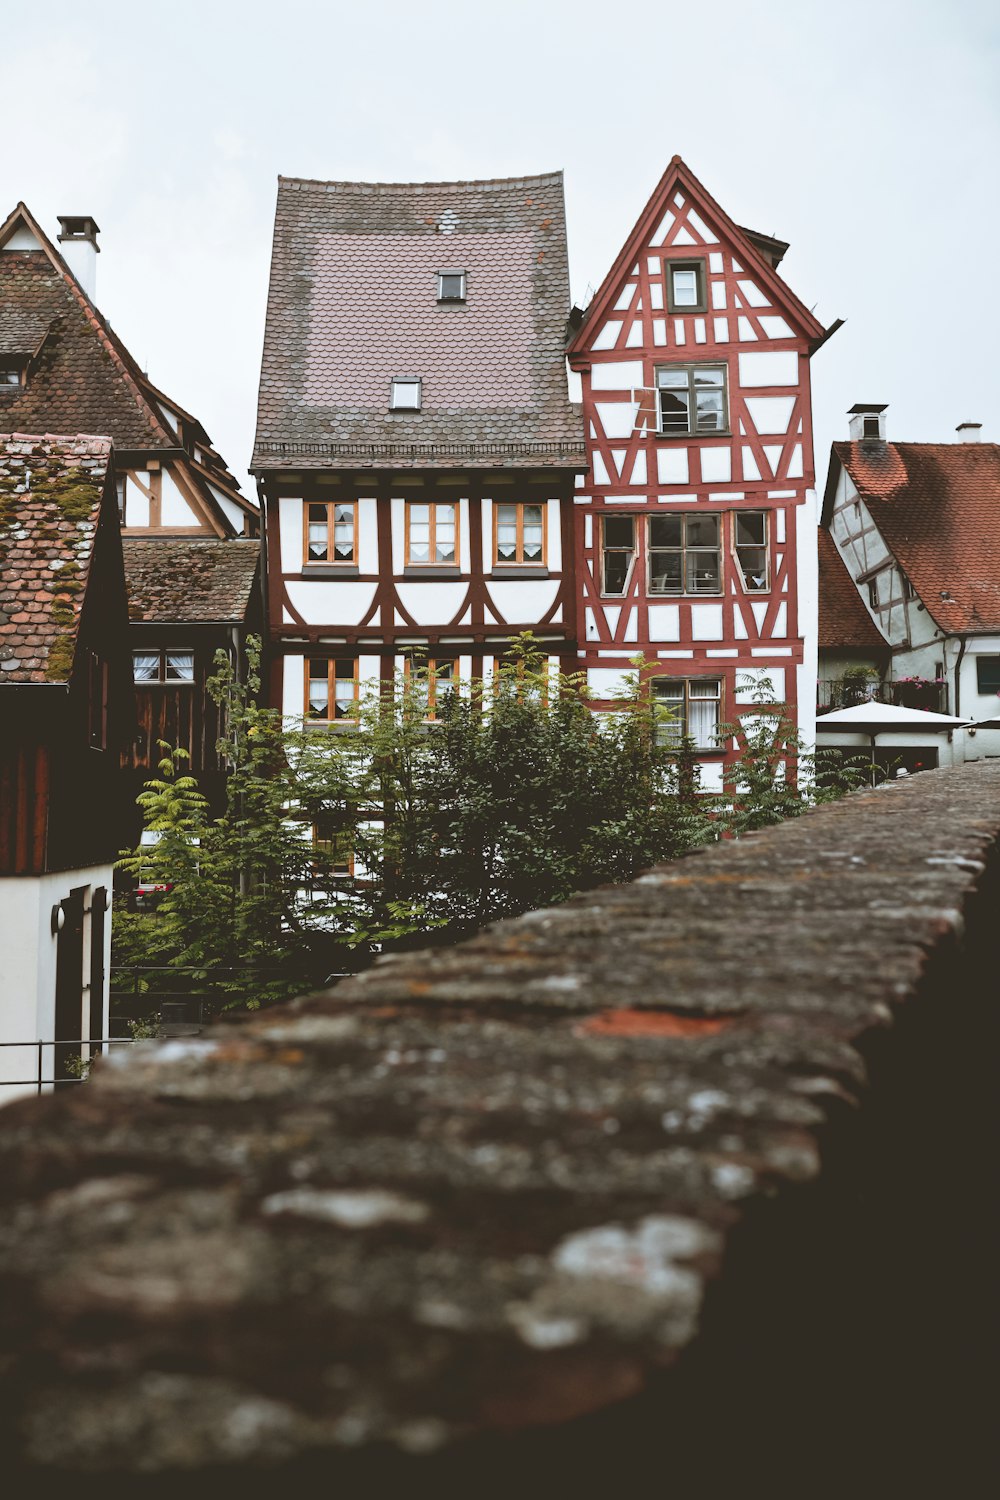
[953,635,967,718]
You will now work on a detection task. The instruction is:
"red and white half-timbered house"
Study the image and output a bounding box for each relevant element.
[252,173,585,728]
[567,159,833,785]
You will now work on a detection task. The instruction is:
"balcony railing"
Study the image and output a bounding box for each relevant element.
[817,679,949,715]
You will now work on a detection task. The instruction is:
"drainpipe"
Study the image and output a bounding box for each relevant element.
[953,636,967,718]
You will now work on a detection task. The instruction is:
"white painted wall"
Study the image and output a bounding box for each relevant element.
[161,468,198,526]
[0,867,112,1108]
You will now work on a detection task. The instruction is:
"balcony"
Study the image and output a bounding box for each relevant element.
[818,676,949,716]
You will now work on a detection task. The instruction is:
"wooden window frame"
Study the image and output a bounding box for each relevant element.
[665,258,707,314]
[404,500,460,567]
[655,363,729,438]
[305,657,360,724]
[407,656,460,720]
[600,513,637,598]
[732,510,770,594]
[303,499,358,568]
[647,514,722,597]
[492,500,547,567]
[311,818,355,879]
[132,648,195,685]
[652,676,723,750]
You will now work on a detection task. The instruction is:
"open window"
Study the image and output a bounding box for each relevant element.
[656,364,728,436]
[733,511,769,592]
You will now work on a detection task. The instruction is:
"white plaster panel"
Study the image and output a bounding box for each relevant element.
[546,499,562,571]
[625,322,643,347]
[775,510,786,543]
[590,361,644,391]
[649,211,675,246]
[737,317,758,342]
[584,514,593,549]
[487,579,559,625]
[210,486,249,532]
[741,448,761,481]
[709,252,724,274]
[713,318,729,342]
[738,351,798,388]
[649,282,664,309]
[700,448,731,483]
[735,667,785,702]
[623,609,638,642]
[3,224,44,251]
[286,580,378,626]
[595,403,638,440]
[733,605,748,639]
[587,667,630,698]
[694,318,707,344]
[686,210,716,242]
[160,470,197,526]
[396,582,468,626]
[592,321,622,351]
[282,607,294,624]
[657,449,689,484]
[673,226,697,246]
[459,498,471,573]
[690,603,724,640]
[674,319,686,344]
[787,445,804,478]
[603,605,621,635]
[585,607,598,640]
[630,451,647,485]
[358,497,378,572]
[481,498,493,572]
[646,256,661,273]
[282,655,305,718]
[653,319,667,346]
[759,315,794,339]
[751,600,769,631]
[772,602,788,638]
[763,445,784,475]
[390,498,406,573]
[647,605,680,642]
[737,280,770,307]
[124,477,150,528]
[358,656,381,694]
[698,761,725,792]
[592,452,610,487]
[745,397,796,435]
[279,496,304,573]
[614,283,636,311]
[711,282,727,310]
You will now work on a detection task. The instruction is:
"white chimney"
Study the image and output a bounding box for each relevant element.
[956,422,982,443]
[56,215,100,302]
[848,403,887,442]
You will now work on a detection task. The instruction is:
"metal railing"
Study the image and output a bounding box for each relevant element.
[817,679,949,714]
[0,1037,137,1094]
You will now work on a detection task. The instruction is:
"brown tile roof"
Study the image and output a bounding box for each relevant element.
[252,173,585,471]
[0,204,253,526]
[123,537,260,623]
[817,527,887,651]
[831,440,1000,634]
[0,433,111,682]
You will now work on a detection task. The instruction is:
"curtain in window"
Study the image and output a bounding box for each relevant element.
[132,652,159,682]
[689,693,719,747]
[165,652,195,681]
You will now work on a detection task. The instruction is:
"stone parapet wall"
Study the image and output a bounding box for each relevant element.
[1,764,998,1490]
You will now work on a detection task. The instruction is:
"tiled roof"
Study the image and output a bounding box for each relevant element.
[123,537,260,623]
[832,440,1000,634]
[0,204,252,525]
[0,433,111,682]
[817,527,887,651]
[252,173,585,470]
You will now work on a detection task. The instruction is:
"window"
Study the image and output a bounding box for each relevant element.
[132,650,194,683]
[0,362,25,387]
[601,515,636,596]
[657,365,728,436]
[653,678,722,750]
[312,816,354,878]
[648,514,721,595]
[733,512,769,592]
[494,501,545,566]
[391,377,422,410]
[868,575,882,610]
[406,501,458,565]
[407,656,459,719]
[976,657,1000,695]
[306,658,359,722]
[666,260,706,313]
[304,500,356,565]
[437,270,466,302]
[902,573,917,601]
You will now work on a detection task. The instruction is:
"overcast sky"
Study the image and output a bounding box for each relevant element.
[5,0,998,497]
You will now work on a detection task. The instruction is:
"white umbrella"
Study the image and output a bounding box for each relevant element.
[815,701,968,783]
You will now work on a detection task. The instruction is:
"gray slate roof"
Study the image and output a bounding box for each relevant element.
[252,173,585,471]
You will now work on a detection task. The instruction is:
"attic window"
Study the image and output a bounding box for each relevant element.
[0,360,25,387]
[437,270,466,303]
[391,377,422,411]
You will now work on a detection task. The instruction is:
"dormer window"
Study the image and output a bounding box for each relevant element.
[0,359,26,387]
[437,270,466,303]
[391,377,422,411]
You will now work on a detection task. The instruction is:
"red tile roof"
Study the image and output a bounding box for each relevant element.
[0,204,253,527]
[830,441,1000,634]
[0,434,112,682]
[817,527,887,650]
[253,173,585,471]
[123,537,259,623]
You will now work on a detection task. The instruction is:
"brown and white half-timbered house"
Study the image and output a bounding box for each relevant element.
[251,172,585,723]
[0,435,134,1102]
[0,203,260,824]
[567,158,834,788]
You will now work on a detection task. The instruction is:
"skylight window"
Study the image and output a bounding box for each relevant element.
[437,270,466,303]
[391,377,422,411]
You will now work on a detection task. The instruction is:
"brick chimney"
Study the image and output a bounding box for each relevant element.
[848,403,887,442]
[56,215,100,301]
[955,422,982,443]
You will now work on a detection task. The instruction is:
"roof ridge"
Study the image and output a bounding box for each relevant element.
[277,170,563,193]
